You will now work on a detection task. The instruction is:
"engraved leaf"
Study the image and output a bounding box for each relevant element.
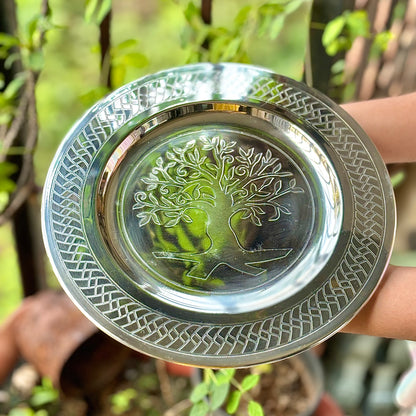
[182,213,193,223]
[192,186,201,199]
[258,177,274,190]
[193,148,200,162]
[156,156,163,167]
[240,209,251,220]
[185,140,196,149]
[273,180,282,193]
[151,213,162,225]
[289,178,297,188]
[188,152,196,163]
[165,217,181,227]
[164,211,179,218]
[264,148,272,162]
[292,186,304,193]
[279,205,291,215]
[227,166,235,180]
[252,206,265,215]
[166,151,175,160]
[206,162,218,172]
[251,213,262,227]
[145,183,157,190]
[160,196,174,206]
[142,176,157,185]
[252,152,262,166]
[138,214,151,227]
[149,193,159,205]
[272,162,282,173]
[269,208,281,221]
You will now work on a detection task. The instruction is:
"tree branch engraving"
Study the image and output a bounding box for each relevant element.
[133,135,304,280]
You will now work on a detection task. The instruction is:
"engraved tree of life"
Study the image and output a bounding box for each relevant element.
[133,135,304,280]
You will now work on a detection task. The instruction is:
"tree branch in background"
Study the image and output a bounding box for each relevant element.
[201,0,212,24]
[0,0,49,225]
[201,0,212,51]
[99,8,112,90]
[0,0,49,295]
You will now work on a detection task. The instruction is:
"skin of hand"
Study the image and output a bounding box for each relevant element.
[341,93,416,339]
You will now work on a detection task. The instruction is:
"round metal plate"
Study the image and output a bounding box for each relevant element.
[42,63,395,367]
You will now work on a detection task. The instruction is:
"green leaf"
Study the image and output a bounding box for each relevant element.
[184,2,201,23]
[96,0,112,24]
[226,390,242,414]
[322,15,346,47]
[190,401,210,416]
[325,36,350,56]
[284,0,308,15]
[331,59,345,74]
[370,31,394,58]
[391,170,405,188]
[114,39,139,52]
[234,5,252,26]
[27,50,44,72]
[190,382,209,403]
[120,52,148,68]
[9,408,35,416]
[30,390,58,407]
[30,378,59,407]
[85,0,111,24]
[85,0,99,22]
[210,382,229,410]
[248,400,264,416]
[3,75,25,100]
[215,368,236,385]
[0,112,12,125]
[241,374,260,392]
[27,15,41,42]
[258,3,285,16]
[4,52,20,70]
[346,10,370,39]
[0,162,18,177]
[111,65,126,88]
[269,15,285,39]
[0,33,19,48]
[221,37,242,61]
[111,388,137,414]
[79,86,109,107]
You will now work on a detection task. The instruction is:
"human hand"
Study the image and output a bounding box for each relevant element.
[341,93,416,340]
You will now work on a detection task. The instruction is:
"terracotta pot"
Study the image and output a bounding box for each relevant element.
[0,310,20,384]
[163,361,197,377]
[3,290,131,396]
[313,393,344,416]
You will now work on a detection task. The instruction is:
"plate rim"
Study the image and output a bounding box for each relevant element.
[42,62,396,366]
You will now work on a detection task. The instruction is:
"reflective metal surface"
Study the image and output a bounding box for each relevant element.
[42,63,395,367]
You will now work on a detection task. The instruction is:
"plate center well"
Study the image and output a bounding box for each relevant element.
[94,107,343,314]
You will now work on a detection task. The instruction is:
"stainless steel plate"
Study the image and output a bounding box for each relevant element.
[42,63,395,367]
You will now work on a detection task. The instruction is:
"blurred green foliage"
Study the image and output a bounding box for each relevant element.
[0,0,314,322]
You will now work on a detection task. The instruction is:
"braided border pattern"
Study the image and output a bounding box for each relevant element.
[48,67,386,357]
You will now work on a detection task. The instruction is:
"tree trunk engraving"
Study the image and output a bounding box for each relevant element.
[133,135,303,280]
